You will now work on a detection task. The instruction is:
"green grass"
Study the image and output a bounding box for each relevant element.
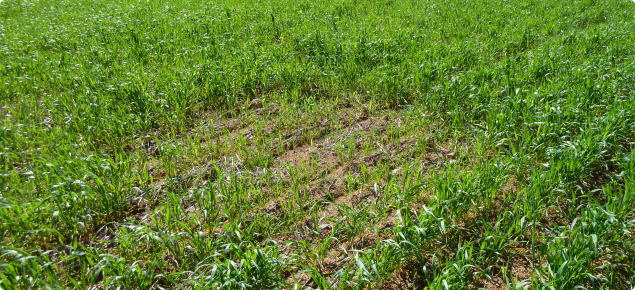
[1,0,635,288]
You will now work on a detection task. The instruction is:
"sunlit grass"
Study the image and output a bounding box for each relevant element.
[1,0,635,288]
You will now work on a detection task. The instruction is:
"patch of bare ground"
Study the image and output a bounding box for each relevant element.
[481,256,533,290]
[381,270,419,290]
[86,99,467,290]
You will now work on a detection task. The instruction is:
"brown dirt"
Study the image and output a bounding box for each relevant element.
[482,257,533,290]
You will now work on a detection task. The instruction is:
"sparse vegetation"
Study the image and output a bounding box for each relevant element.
[1,0,635,288]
